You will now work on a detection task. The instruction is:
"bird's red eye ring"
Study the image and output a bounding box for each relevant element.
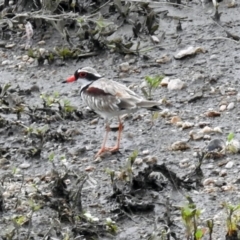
[79,72,87,78]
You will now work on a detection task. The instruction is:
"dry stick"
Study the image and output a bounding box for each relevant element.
[91,0,112,14]
[121,0,193,9]
[211,18,240,41]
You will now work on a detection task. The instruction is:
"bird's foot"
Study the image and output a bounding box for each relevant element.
[95,146,120,158]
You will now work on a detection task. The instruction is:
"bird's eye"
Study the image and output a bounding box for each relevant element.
[79,72,87,78]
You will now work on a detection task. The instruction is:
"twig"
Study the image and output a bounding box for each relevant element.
[91,0,112,14]
[122,0,193,9]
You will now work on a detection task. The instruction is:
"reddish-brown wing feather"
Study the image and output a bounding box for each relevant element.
[87,87,112,96]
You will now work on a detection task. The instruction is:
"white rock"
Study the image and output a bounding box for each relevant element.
[201,126,213,133]
[219,169,227,177]
[27,57,35,64]
[227,102,235,110]
[210,54,218,60]
[151,35,160,43]
[142,149,149,155]
[22,55,29,62]
[219,86,225,95]
[39,48,46,56]
[167,79,185,91]
[134,158,143,165]
[19,162,31,169]
[2,60,11,65]
[225,161,234,169]
[236,93,240,102]
[5,43,15,48]
[182,121,194,130]
[203,178,215,186]
[219,105,226,112]
[214,127,223,133]
[37,40,46,45]
[160,77,170,87]
[119,62,130,72]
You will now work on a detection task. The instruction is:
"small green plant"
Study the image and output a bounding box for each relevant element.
[48,152,55,162]
[40,92,60,107]
[121,150,138,183]
[27,48,35,58]
[59,99,76,114]
[0,83,11,98]
[206,219,214,240]
[55,47,74,59]
[226,132,239,153]
[227,132,235,142]
[143,75,164,99]
[105,218,118,234]
[181,196,205,240]
[222,202,240,237]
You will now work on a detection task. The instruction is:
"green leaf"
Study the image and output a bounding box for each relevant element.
[195,229,204,239]
[49,152,55,162]
[227,132,235,142]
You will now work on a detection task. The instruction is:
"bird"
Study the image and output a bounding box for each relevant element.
[63,67,161,157]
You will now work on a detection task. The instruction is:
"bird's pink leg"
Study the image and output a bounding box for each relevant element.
[107,117,123,153]
[95,123,111,157]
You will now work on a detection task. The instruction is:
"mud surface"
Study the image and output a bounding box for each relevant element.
[1,0,240,239]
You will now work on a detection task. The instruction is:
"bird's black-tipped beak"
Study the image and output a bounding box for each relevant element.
[62,75,77,83]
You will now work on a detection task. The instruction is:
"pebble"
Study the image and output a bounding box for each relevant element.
[119,62,130,72]
[219,105,226,111]
[90,118,99,125]
[170,116,181,124]
[85,166,95,172]
[167,79,185,91]
[181,121,194,130]
[39,48,46,56]
[143,155,157,164]
[202,126,213,133]
[219,85,225,95]
[214,180,225,187]
[151,35,160,43]
[2,60,11,65]
[22,55,29,62]
[5,43,15,48]
[189,130,204,140]
[28,57,35,64]
[205,111,221,117]
[142,149,149,155]
[134,158,143,165]
[160,77,170,87]
[213,127,222,133]
[209,54,218,61]
[156,55,171,64]
[37,40,46,45]
[225,161,234,169]
[174,46,205,59]
[203,178,215,186]
[236,93,240,102]
[227,102,235,110]
[179,158,190,168]
[19,162,31,169]
[219,169,227,177]
[171,141,190,151]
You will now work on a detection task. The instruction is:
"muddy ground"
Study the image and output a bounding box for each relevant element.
[1,0,240,239]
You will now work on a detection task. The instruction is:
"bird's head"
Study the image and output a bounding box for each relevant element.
[63,67,102,85]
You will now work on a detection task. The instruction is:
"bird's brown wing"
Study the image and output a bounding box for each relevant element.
[87,78,160,111]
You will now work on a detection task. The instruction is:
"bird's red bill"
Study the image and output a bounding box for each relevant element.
[66,75,76,82]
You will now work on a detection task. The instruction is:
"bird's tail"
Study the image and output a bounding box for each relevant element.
[137,100,162,111]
